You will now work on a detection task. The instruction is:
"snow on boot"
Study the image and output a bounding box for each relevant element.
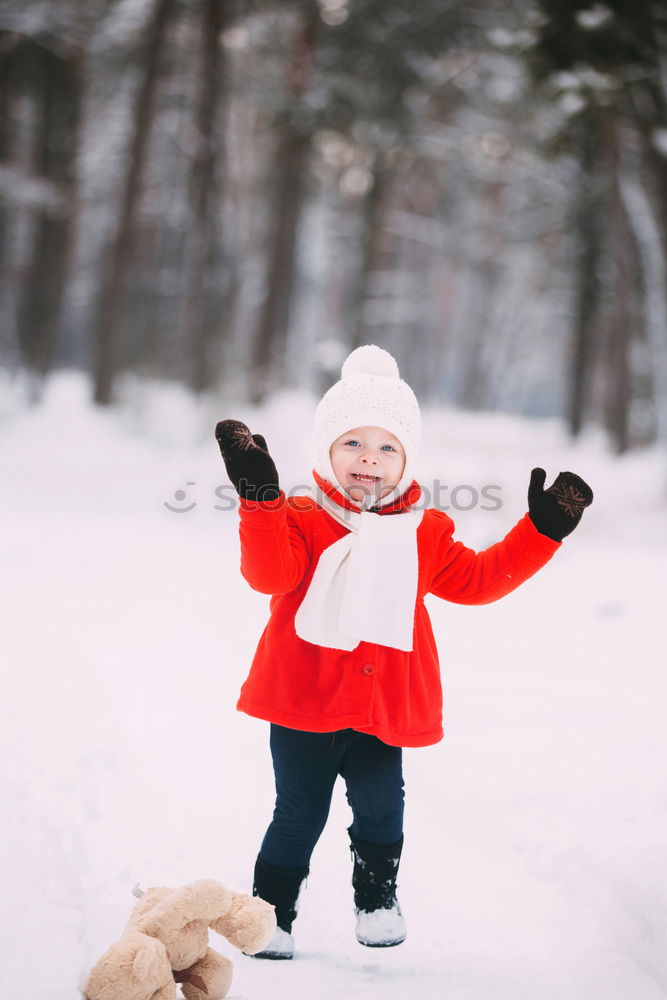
[356,905,407,948]
[251,855,309,960]
[348,826,407,948]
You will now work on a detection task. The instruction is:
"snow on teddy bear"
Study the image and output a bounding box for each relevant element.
[83,878,276,1000]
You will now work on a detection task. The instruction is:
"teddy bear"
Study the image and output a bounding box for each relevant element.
[83,878,276,1000]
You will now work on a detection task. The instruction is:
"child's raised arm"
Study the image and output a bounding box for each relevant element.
[429,467,593,605]
[215,419,309,595]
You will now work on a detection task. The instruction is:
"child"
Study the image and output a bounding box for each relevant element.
[215,344,593,960]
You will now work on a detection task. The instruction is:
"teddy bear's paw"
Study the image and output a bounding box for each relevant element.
[249,927,295,961]
[211,895,277,956]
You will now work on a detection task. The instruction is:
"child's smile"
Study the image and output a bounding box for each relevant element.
[329,426,406,504]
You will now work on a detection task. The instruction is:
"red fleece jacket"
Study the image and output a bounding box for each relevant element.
[234,474,561,747]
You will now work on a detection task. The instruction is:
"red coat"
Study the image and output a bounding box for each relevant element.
[235,473,561,748]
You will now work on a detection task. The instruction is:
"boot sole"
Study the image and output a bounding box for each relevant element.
[357,936,406,948]
[251,951,294,960]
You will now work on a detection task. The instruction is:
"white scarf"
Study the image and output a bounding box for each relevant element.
[294,483,424,652]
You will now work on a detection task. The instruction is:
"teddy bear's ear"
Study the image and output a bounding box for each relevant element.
[132,936,166,981]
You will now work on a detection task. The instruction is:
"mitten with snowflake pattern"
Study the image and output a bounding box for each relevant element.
[215,419,280,501]
[528,468,593,541]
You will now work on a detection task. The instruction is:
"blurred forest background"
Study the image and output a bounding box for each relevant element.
[1,0,667,453]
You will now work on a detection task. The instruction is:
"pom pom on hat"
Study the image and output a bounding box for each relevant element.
[342,344,399,380]
[313,344,421,505]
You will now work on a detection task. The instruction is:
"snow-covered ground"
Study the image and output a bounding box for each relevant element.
[2,370,666,1000]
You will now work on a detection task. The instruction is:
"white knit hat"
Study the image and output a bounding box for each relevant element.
[313,344,421,505]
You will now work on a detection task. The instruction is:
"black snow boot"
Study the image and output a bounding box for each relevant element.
[251,855,309,959]
[348,825,407,947]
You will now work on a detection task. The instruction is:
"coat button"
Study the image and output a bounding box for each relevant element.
[361,663,375,676]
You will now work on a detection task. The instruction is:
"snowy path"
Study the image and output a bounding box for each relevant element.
[1,375,666,1000]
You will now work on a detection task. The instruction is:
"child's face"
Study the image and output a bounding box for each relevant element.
[329,425,406,505]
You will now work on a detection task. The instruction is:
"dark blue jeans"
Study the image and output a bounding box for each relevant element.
[259,724,405,869]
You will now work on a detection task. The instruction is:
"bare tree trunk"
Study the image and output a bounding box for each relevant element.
[248,9,319,405]
[603,117,634,453]
[17,40,82,380]
[349,150,394,350]
[623,35,667,442]
[460,179,505,410]
[619,169,667,449]
[0,31,22,369]
[92,0,175,406]
[569,117,602,438]
[185,0,226,394]
[386,154,442,397]
[625,6,667,299]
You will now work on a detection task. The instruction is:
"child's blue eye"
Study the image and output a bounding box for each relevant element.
[343,440,395,452]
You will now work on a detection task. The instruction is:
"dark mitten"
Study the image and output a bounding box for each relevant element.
[528,468,593,541]
[215,419,280,501]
